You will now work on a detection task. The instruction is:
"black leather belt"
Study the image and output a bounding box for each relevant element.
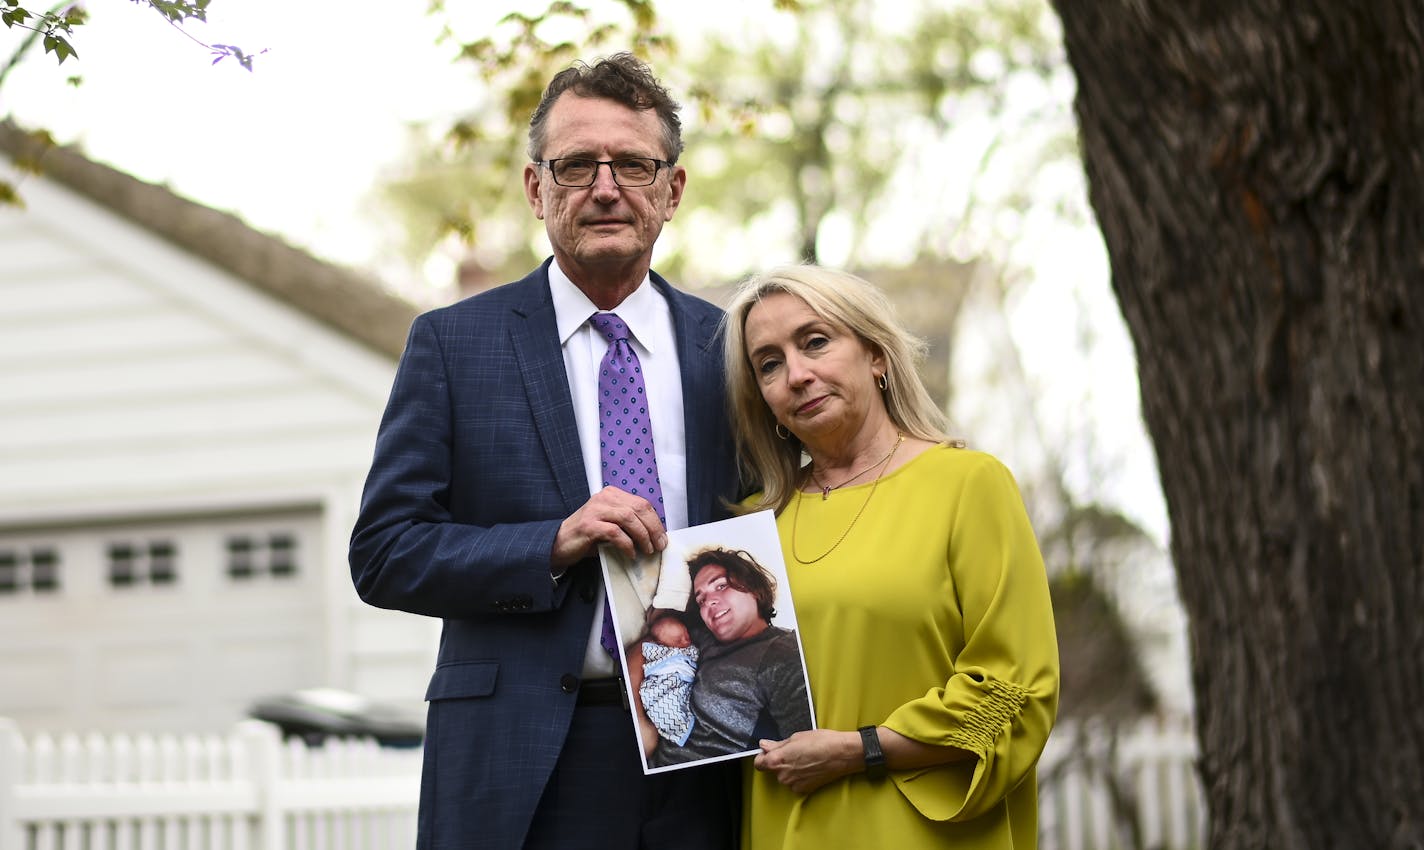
[576,677,628,709]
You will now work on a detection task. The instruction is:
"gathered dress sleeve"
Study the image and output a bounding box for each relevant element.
[880,454,1060,822]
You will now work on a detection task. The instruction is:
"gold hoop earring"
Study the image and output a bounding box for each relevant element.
[877,373,888,391]
[775,423,791,440]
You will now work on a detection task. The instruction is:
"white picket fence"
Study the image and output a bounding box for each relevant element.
[1039,715,1207,850]
[0,714,1204,850]
[0,718,421,850]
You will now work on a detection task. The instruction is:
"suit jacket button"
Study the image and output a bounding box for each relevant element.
[560,674,579,693]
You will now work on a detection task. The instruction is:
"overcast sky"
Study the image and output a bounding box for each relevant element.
[2,0,476,281]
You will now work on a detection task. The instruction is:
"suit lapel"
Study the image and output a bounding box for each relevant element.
[508,270,591,515]
[657,274,723,525]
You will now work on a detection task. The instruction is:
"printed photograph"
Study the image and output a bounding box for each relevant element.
[600,510,816,774]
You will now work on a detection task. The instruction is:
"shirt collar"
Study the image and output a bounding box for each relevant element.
[549,261,660,352]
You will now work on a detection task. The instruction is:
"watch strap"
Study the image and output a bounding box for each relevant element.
[858,725,887,780]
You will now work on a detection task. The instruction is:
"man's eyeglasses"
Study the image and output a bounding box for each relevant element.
[537,157,671,188]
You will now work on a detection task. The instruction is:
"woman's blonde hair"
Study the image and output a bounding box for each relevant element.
[722,264,952,514]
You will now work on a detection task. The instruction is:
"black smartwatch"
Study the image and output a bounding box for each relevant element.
[858,725,887,780]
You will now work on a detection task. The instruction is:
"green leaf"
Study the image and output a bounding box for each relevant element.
[150,0,184,22]
[49,35,76,63]
[0,180,25,208]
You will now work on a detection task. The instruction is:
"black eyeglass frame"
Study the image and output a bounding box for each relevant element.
[536,157,673,188]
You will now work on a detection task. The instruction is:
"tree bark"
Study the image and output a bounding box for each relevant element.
[1049,2,1424,847]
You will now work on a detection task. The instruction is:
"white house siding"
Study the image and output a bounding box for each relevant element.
[0,166,438,733]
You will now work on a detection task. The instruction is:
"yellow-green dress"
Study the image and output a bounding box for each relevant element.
[744,445,1060,849]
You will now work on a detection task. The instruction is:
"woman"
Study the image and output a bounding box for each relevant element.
[722,264,1059,848]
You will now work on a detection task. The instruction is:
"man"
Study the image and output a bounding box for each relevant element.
[350,54,740,850]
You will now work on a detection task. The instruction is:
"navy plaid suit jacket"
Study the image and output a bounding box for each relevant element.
[350,260,740,849]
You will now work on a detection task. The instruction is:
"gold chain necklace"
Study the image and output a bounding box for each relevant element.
[791,434,903,564]
[808,436,903,500]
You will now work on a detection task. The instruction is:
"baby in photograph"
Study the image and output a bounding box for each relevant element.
[638,612,700,746]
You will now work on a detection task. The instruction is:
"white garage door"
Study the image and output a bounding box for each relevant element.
[0,510,325,733]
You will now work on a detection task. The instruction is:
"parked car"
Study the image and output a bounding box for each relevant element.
[248,688,424,748]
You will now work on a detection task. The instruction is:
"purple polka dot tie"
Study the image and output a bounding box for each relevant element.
[590,312,665,655]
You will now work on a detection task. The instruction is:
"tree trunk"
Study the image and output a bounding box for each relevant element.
[1049,2,1424,847]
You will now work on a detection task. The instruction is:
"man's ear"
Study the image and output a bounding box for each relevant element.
[524,163,546,219]
[663,165,687,221]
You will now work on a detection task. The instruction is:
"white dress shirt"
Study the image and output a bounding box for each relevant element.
[549,262,688,678]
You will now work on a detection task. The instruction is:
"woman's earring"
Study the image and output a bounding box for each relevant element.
[877,373,888,391]
[775,423,791,440]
